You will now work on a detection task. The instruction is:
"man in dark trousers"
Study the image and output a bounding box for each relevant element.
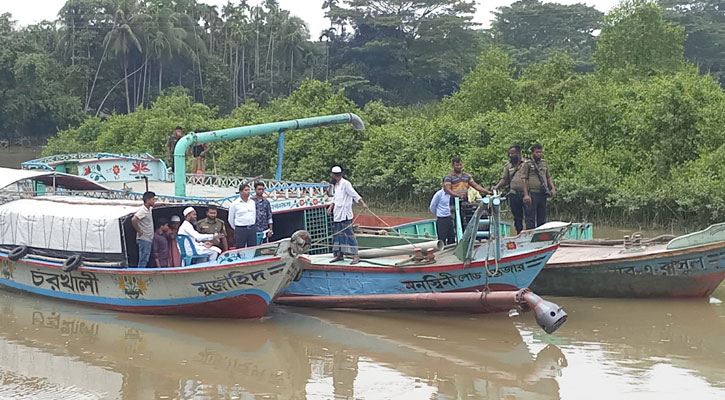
[492,145,529,234]
[429,180,455,245]
[525,143,556,229]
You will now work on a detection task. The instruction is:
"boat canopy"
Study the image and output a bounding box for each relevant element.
[0,167,109,191]
[0,196,138,254]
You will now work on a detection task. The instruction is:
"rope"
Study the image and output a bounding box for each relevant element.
[360,207,419,248]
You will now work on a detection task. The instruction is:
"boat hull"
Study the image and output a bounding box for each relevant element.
[531,242,725,298]
[0,245,301,318]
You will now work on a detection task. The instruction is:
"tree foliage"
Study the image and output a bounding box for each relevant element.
[24,0,725,226]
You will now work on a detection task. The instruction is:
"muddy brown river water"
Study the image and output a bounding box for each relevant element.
[1,147,724,399]
[1,288,724,399]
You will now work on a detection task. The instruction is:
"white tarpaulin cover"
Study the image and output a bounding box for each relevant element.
[0,196,140,254]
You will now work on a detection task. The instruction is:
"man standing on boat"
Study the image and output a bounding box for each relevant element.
[131,191,156,267]
[228,184,257,248]
[166,126,184,172]
[253,182,274,242]
[524,143,556,228]
[328,165,368,264]
[179,207,223,261]
[444,157,491,232]
[443,157,490,201]
[197,204,228,251]
[492,145,529,234]
[429,180,455,245]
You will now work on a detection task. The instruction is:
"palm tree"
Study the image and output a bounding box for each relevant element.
[103,0,146,113]
[279,15,309,93]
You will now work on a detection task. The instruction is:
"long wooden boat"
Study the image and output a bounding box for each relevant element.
[0,169,305,318]
[530,224,725,298]
[276,199,571,333]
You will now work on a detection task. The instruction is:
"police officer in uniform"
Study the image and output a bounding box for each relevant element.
[492,145,529,234]
[524,143,556,229]
[197,204,228,251]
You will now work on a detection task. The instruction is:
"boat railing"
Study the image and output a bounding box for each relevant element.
[187,173,329,198]
[21,152,158,170]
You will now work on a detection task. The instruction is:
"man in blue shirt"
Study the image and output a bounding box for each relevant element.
[429,184,455,245]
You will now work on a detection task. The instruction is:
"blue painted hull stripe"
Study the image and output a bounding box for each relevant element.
[0,278,271,307]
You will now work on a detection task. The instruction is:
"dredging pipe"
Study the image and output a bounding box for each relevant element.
[173,113,365,196]
[276,288,568,334]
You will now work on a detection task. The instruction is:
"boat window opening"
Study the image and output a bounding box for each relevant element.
[271,210,305,244]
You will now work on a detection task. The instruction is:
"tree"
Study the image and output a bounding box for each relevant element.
[491,0,603,71]
[661,0,725,86]
[103,0,147,113]
[594,0,685,75]
[326,0,480,105]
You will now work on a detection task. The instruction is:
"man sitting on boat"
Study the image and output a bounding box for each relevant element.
[179,207,223,261]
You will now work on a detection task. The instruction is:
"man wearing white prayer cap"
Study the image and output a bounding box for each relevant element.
[328,165,367,264]
[177,206,223,263]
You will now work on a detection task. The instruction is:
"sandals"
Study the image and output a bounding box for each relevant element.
[329,256,344,263]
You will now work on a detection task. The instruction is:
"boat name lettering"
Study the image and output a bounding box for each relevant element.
[609,256,708,276]
[191,270,266,296]
[32,311,99,336]
[401,271,485,291]
[30,270,100,295]
[487,263,527,278]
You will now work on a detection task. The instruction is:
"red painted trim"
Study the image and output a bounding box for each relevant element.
[77,157,161,165]
[303,244,558,273]
[98,293,269,318]
[1,255,282,275]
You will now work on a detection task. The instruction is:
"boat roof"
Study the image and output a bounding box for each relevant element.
[0,167,109,191]
[0,196,142,254]
[0,196,140,220]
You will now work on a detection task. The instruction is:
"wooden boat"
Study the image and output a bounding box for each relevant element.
[276,199,571,333]
[530,224,725,298]
[0,169,307,318]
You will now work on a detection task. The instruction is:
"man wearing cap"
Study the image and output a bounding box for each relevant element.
[167,215,182,267]
[328,165,367,264]
[178,207,223,262]
[228,184,257,248]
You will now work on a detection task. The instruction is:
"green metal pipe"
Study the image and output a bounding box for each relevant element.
[173,113,365,196]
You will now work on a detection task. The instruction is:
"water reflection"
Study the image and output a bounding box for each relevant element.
[0,288,724,399]
[0,291,566,399]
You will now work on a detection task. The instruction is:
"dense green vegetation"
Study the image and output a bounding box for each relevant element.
[4,0,725,226]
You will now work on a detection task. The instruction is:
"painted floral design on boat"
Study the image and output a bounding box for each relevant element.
[131,160,150,174]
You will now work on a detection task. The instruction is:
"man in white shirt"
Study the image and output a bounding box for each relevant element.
[327,165,367,264]
[429,181,455,245]
[227,184,257,248]
[178,207,223,262]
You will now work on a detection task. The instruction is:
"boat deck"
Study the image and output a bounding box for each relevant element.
[306,248,463,268]
[105,180,236,199]
[548,243,673,266]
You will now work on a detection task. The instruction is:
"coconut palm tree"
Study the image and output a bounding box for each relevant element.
[103,0,146,113]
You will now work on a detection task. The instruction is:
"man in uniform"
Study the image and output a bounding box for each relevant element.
[524,143,556,229]
[197,204,228,251]
[166,126,184,173]
[492,145,529,234]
